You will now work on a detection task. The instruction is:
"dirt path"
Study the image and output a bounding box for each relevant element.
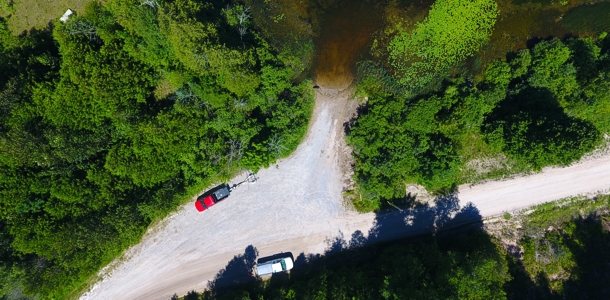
[459,153,610,216]
[80,88,610,300]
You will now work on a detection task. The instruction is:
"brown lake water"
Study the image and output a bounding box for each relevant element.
[310,0,601,88]
[313,1,384,88]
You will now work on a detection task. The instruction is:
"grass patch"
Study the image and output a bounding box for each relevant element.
[0,0,14,17]
[522,195,610,230]
[7,0,94,35]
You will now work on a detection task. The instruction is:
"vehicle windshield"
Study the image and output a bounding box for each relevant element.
[280,259,286,270]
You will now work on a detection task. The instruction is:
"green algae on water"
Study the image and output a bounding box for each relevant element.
[561,2,610,35]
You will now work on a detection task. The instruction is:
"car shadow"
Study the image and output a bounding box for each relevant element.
[197,183,230,201]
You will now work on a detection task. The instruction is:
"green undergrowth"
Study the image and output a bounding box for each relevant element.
[521,195,610,230]
[504,194,610,297]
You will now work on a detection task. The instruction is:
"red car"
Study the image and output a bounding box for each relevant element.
[195,184,231,212]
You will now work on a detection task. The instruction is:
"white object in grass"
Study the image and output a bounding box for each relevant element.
[60,9,73,23]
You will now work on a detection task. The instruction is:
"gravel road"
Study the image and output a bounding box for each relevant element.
[80,88,610,300]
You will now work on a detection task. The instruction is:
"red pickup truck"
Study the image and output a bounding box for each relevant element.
[195,184,231,212]
[194,173,257,212]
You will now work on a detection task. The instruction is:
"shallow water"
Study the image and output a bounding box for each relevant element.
[473,0,599,67]
[313,1,383,88]
[310,0,601,88]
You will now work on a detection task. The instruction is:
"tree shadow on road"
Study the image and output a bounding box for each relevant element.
[365,194,482,246]
[203,245,260,298]
[172,196,610,299]
[174,194,487,299]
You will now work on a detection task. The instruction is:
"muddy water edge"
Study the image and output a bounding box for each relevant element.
[310,0,602,88]
[312,0,385,88]
[250,0,609,90]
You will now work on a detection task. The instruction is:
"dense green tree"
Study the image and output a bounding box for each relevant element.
[351,36,609,209]
[380,233,509,300]
[102,0,173,68]
[483,87,600,169]
[0,0,315,295]
[348,81,503,204]
[527,39,579,104]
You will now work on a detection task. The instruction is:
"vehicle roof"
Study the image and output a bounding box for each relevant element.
[255,257,294,276]
[195,199,206,212]
[271,261,283,273]
[283,257,294,270]
[194,183,230,212]
[255,263,273,275]
[203,195,216,207]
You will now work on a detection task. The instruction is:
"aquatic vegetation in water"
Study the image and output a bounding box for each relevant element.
[512,0,552,5]
[388,0,498,89]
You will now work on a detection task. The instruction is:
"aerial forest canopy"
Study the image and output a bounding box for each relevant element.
[1,0,610,298]
[349,1,610,210]
[0,0,313,297]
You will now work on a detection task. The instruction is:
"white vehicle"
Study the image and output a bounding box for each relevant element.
[255,257,294,276]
